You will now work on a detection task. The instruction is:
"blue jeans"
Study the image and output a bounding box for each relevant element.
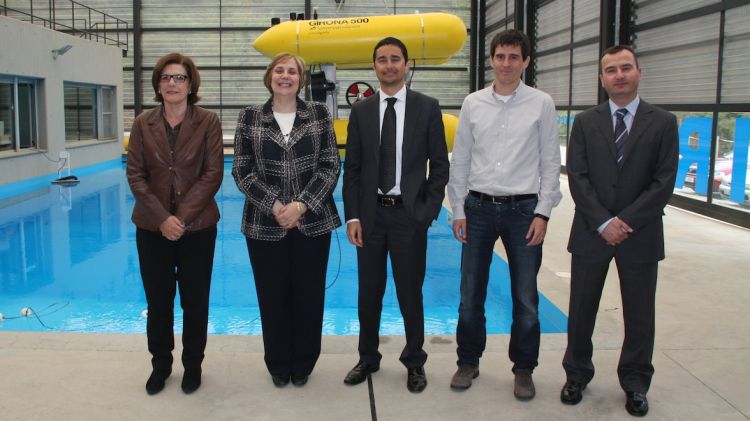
[456,194,542,372]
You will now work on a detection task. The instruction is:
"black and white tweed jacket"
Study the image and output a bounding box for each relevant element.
[232,98,341,240]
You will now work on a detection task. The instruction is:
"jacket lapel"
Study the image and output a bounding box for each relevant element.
[363,93,382,165]
[174,106,200,152]
[620,100,654,169]
[145,106,171,158]
[259,99,287,149]
[402,89,418,168]
[287,98,310,149]
[593,102,617,162]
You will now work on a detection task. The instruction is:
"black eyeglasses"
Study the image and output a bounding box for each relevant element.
[159,74,189,84]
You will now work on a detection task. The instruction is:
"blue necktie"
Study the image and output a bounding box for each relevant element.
[379,97,397,193]
[614,108,628,167]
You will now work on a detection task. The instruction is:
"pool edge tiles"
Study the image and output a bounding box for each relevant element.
[0,158,124,201]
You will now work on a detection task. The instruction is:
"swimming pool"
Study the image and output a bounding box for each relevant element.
[0,160,566,335]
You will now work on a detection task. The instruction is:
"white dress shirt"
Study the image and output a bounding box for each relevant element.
[378,85,407,195]
[447,81,562,220]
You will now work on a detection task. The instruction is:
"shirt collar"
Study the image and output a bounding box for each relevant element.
[608,96,640,117]
[489,80,526,102]
[380,85,407,103]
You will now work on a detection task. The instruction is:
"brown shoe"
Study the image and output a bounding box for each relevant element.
[450,365,479,390]
[513,370,535,401]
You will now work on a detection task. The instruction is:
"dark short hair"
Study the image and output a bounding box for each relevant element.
[372,37,409,63]
[489,29,531,60]
[263,53,307,95]
[152,52,201,104]
[600,45,639,73]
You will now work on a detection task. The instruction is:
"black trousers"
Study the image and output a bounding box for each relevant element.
[246,229,332,378]
[136,226,217,372]
[563,253,658,393]
[357,205,428,368]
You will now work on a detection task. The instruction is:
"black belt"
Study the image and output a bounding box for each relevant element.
[377,194,403,207]
[469,190,537,204]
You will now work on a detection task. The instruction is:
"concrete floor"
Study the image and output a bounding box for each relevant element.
[1,175,749,421]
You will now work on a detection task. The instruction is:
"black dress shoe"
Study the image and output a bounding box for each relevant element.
[291,374,309,386]
[344,361,380,385]
[560,380,586,405]
[145,368,172,395]
[407,366,427,393]
[625,392,649,417]
[181,368,202,394]
[272,374,290,387]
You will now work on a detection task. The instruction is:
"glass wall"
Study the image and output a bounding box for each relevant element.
[715,112,750,211]
[633,0,750,219]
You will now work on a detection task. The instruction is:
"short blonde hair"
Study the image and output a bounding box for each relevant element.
[263,53,307,95]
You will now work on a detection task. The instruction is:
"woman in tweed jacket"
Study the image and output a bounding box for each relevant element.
[232,53,341,388]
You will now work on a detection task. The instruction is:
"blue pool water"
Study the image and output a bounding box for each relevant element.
[0,160,566,335]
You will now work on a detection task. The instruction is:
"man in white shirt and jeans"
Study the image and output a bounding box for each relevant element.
[447,29,561,400]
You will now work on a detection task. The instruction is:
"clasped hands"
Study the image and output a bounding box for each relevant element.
[160,215,186,241]
[601,217,634,246]
[273,200,306,230]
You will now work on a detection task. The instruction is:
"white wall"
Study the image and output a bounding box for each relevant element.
[0,16,124,185]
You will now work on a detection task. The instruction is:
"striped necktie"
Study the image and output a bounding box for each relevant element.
[614,108,628,167]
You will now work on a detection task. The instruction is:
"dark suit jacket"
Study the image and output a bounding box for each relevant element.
[342,89,449,239]
[232,98,341,241]
[567,100,679,262]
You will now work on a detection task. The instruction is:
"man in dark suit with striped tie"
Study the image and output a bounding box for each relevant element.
[560,45,679,417]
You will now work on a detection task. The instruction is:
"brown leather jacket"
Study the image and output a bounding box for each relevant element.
[127,105,224,232]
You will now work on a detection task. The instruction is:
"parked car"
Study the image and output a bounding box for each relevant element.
[717,163,750,205]
[684,159,732,193]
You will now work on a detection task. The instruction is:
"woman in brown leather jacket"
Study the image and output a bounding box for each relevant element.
[126,53,223,396]
[233,53,341,388]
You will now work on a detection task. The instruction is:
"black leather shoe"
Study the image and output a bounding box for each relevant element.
[181,367,202,394]
[560,380,586,405]
[625,392,649,417]
[407,366,427,393]
[291,374,309,386]
[272,374,290,387]
[145,368,171,395]
[344,361,380,385]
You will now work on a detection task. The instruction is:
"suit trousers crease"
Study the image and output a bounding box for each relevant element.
[357,205,428,368]
[136,226,217,372]
[563,253,658,393]
[246,229,331,377]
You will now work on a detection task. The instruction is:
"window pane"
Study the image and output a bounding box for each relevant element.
[18,82,36,149]
[102,87,115,138]
[715,112,750,213]
[673,112,715,201]
[0,82,14,151]
[65,86,97,142]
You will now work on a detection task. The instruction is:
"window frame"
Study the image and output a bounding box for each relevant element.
[0,75,40,152]
[64,82,118,143]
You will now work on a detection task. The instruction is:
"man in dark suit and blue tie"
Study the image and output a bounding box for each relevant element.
[342,37,450,393]
[561,45,679,417]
